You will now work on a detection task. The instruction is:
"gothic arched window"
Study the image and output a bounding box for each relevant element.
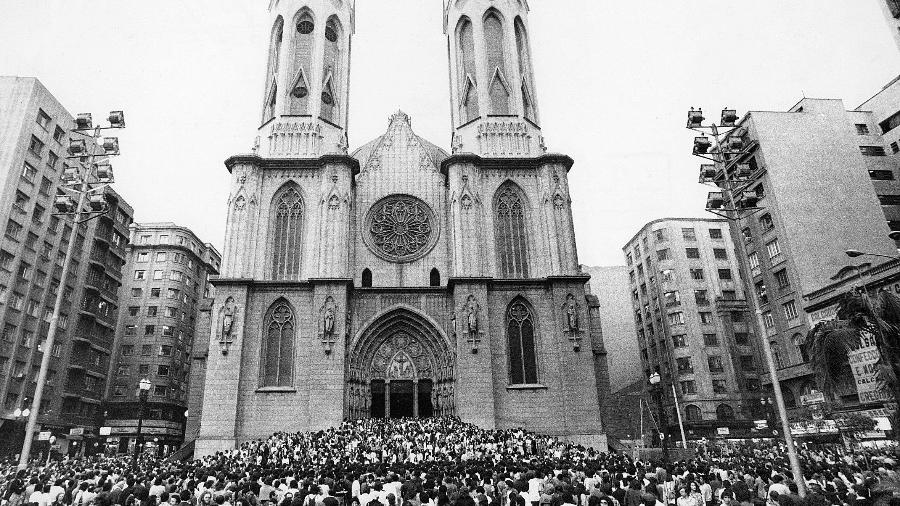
[271,185,304,280]
[483,11,512,115]
[321,16,342,123]
[261,301,294,387]
[716,404,735,420]
[263,16,284,122]
[456,17,479,123]
[494,183,529,278]
[507,299,537,385]
[289,10,315,115]
[684,404,702,421]
[514,17,536,122]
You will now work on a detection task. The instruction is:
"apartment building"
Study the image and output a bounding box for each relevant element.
[624,218,766,439]
[105,223,220,456]
[0,77,133,457]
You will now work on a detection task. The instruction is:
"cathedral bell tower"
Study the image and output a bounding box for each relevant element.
[444,0,542,157]
[258,0,355,158]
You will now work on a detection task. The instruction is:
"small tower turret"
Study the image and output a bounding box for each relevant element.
[444,0,542,157]
[258,0,355,158]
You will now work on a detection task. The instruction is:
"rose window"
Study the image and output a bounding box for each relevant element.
[365,195,438,262]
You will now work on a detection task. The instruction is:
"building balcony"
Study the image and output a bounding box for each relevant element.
[715,296,749,313]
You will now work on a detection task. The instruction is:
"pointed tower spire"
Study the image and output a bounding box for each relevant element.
[258,0,355,158]
[444,0,543,157]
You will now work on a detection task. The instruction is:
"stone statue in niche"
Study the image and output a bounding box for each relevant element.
[219,297,236,355]
[319,296,338,354]
[462,295,483,354]
[562,293,583,351]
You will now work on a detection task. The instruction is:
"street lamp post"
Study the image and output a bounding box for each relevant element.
[18,111,124,470]
[133,378,151,468]
[688,107,806,496]
[649,372,670,463]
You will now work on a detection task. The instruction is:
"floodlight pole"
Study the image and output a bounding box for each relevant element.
[690,117,806,497]
[18,117,122,470]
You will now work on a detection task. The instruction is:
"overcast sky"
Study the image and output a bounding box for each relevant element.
[1,1,898,266]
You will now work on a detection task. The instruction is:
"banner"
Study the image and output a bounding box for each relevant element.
[847,330,893,404]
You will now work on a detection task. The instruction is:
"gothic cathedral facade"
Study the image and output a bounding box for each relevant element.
[194,0,609,456]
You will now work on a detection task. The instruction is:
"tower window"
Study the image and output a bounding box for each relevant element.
[321,91,334,105]
[325,26,338,42]
[362,268,372,288]
[292,86,308,99]
[297,20,314,34]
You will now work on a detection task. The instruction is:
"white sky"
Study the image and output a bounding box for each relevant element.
[1,1,898,266]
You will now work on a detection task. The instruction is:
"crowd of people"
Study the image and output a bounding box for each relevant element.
[0,417,898,506]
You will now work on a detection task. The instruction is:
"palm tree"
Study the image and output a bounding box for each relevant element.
[805,289,900,441]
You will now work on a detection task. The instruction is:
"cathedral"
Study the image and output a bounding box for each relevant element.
[193,0,609,457]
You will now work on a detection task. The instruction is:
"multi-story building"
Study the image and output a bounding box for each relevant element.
[712,82,900,419]
[105,223,219,455]
[0,77,133,457]
[624,218,765,439]
[880,0,900,53]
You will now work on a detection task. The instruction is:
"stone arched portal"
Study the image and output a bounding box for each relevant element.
[347,307,455,419]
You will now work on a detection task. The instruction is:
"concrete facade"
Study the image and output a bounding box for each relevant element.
[194,0,608,456]
[623,218,766,439]
[0,77,133,456]
[105,223,219,455]
[880,1,900,54]
[582,266,641,393]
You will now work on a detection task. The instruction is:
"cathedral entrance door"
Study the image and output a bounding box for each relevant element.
[347,308,455,420]
[389,380,414,418]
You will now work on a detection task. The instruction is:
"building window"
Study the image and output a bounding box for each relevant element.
[690,268,704,280]
[430,268,440,287]
[156,252,167,262]
[685,405,702,421]
[672,334,687,348]
[661,269,675,282]
[699,312,713,324]
[763,311,775,329]
[682,228,696,241]
[879,194,900,206]
[694,290,709,306]
[146,306,158,317]
[495,183,530,278]
[131,288,142,297]
[21,162,37,183]
[855,123,870,135]
[664,290,680,307]
[771,340,784,369]
[5,219,23,241]
[154,385,167,397]
[716,403,734,419]
[121,345,134,356]
[708,355,724,373]
[53,126,65,143]
[144,325,155,335]
[507,299,538,385]
[713,248,728,260]
[153,270,164,280]
[657,249,671,261]
[159,345,172,356]
[134,270,146,280]
[262,300,295,387]
[756,281,768,304]
[668,312,684,325]
[141,344,152,356]
[626,253,633,266]
[654,229,666,242]
[709,228,723,239]
[676,357,693,374]
[483,11,512,115]
[774,269,790,290]
[28,136,44,157]
[680,380,697,395]
[157,365,170,377]
[685,247,700,259]
[39,176,52,196]
[870,170,895,180]
[766,239,783,264]
[735,332,750,345]
[860,145,887,156]
[715,268,731,281]
[783,300,799,320]
[704,333,719,346]
[36,109,51,129]
[124,325,136,335]
[759,213,774,232]
[151,288,160,298]
[740,355,755,371]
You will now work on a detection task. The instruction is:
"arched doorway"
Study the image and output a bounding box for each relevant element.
[347,307,455,419]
